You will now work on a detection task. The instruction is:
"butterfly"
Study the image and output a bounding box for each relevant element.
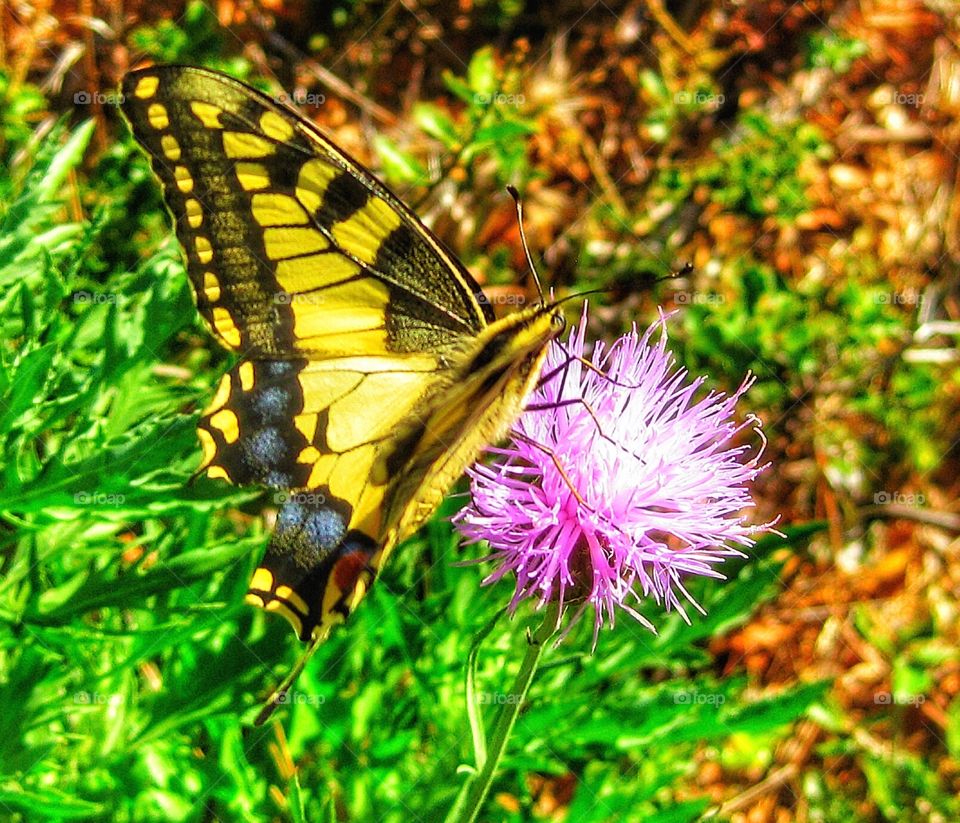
[119,65,565,696]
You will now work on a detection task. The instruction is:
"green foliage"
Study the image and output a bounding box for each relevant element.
[695,111,830,221]
[638,69,728,143]
[128,0,249,76]
[836,602,960,821]
[0,72,47,189]
[375,47,537,190]
[641,110,829,228]
[676,256,946,479]
[0,106,820,820]
[0,103,264,822]
[806,31,869,74]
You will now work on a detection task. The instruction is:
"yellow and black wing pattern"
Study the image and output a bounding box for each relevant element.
[120,65,563,645]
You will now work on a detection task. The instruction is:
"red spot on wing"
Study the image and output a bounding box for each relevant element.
[332,548,372,592]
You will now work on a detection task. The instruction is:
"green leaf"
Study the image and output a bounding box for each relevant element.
[467,47,497,97]
[36,119,95,204]
[28,538,261,622]
[413,102,460,148]
[474,120,535,143]
[947,695,960,758]
[373,134,430,186]
[288,772,308,823]
[0,787,104,819]
[720,680,829,734]
[643,800,711,823]
[442,71,475,104]
[0,343,57,434]
[862,754,898,819]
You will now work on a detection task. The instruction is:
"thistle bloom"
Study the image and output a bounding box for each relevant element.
[455,307,773,642]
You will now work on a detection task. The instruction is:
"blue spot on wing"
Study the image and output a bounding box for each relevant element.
[266,360,297,377]
[276,501,306,532]
[245,426,285,467]
[253,386,289,421]
[305,507,346,550]
[271,498,349,569]
[265,470,293,488]
[258,495,374,640]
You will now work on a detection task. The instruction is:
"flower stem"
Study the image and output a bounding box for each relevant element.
[446,601,561,823]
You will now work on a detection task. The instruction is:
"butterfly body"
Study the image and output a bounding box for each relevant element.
[120,65,563,644]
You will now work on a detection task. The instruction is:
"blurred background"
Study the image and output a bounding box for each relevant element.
[1,0,958,820]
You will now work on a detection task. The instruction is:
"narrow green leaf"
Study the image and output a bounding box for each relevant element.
[373,134,430,186]
[413,103,460,148]
[37,119,95,204]
[0,788,103,819]
[29,538,260,622]
[466,47,497,97]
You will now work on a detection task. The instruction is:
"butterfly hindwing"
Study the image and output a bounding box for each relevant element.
[246,496,378,642]
[197,351,454,640]
[197,358,311,489]
[236,309,564,643]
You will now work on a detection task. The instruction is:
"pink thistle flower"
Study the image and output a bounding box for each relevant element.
[454,307,774,643]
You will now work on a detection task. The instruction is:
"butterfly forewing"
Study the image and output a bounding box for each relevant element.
[121,65,561,647]
[120,66,492,358]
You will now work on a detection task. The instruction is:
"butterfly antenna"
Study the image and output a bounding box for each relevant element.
[674,261,694,278]
[507,185,545,304]
[662,261,693,283]
[254,632,325,726]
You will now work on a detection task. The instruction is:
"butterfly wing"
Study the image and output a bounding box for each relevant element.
[121,65,508,640]
[120,65,493,359]
[196,351,449,640]
[123,66,567,647]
